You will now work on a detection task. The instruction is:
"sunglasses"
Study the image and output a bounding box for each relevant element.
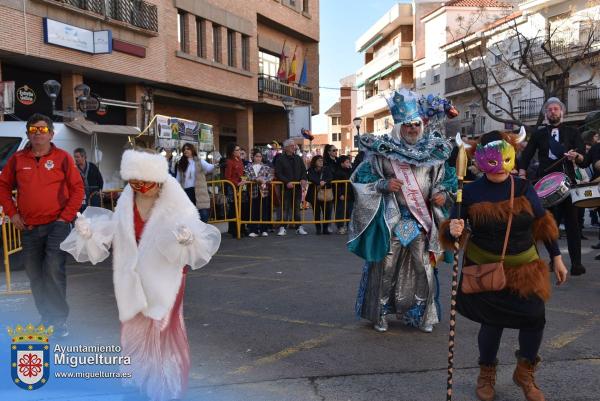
[27,126,51,135]
[331,149,338,152]
[402,121,422,128]
[129,180,158,193]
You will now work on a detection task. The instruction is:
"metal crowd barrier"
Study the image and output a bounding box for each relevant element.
[207,179,239,225]
[88,180,240,226]
[235,180,352,238]
[1,211,28,295]
[1,178,350,288]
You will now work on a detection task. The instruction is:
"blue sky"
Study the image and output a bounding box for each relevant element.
[312,1,408,133]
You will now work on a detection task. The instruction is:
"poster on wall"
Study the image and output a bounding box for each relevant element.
[288,105,312,138]
[0,81,15,114]
[156,115,173,139]
[198,124,214,151]
[154,115,214,151]
[174,119,201,143]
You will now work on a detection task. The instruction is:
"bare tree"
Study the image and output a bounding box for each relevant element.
[447,2,600,127]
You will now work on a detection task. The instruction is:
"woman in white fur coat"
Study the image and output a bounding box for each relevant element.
[61,148,221,401]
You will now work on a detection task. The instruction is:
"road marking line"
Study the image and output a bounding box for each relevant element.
[189,273,296,282]
[546,306,594,317]
[219,262,263,272]
[548,315,600,349]
[218,308,338,329]
[231,332,337,375]
[213,254,273,260]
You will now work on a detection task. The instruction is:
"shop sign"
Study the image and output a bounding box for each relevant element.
[43,18,112,54]
[16,85,36,106]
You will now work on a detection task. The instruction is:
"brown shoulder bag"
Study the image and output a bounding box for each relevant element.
[461,175,514,294]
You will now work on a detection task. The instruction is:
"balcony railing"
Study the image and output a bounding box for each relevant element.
[356,42,412,86]
[577,87,600,113]
[528,40,572,61]
[356,93,387,118]
[445,67,487,94]
[518,97,545,120]
[258,74,313,104]
[52,0,158,32]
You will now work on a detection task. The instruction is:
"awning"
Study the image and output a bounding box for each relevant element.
[65,120,141,136]
[368,62,402,83]
[358,34,384,53]
[356,61,402,88]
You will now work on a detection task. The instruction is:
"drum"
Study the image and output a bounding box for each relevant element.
[570,182,600,208]
[534,172,571,208]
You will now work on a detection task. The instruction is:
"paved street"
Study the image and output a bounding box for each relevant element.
[1,225,599,401]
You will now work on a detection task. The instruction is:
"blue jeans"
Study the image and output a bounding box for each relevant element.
[199,208,210,223]
[21,221,71,325]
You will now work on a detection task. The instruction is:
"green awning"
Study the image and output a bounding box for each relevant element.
[356,61,403,89]
[366,62,402,86]
[358,34,384,53]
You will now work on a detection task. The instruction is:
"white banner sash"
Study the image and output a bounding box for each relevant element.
[391,160,433,234]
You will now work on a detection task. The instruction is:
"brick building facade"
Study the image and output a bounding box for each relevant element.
[0,0,319,155]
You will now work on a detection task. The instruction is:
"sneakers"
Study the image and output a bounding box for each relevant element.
[296,226,308,235]
[277,227,287,236]
[52,323,69,338]
[591,242,600,250]
[248,232,259,238]
[261,231,269,237]
[419,324,434,333]
[373,315,388,332]
[337,227,347,235]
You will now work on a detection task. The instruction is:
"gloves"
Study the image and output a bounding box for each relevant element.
[173,225,194,246]
[74,212,92,239]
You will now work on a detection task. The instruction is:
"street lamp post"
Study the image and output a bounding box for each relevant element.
[353,117,362,151]
[43,80,89,119]
[468,101,480,138]
[282,96,294,139]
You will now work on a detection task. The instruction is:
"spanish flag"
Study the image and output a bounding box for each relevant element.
[288,46,298,83]
[277,41,288,81]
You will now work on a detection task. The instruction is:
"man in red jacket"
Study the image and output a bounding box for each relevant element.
[0,113,84,337]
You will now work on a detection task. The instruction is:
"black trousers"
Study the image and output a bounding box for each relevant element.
[550,196,581,266]
[478,323,544,365]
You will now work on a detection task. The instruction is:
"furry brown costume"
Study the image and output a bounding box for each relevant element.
[439,196,559,301]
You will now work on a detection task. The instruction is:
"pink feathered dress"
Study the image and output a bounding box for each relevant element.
[120,204,190,401]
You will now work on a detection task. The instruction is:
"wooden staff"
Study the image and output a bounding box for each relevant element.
[446,141,468,401]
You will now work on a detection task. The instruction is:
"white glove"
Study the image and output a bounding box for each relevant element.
[74,212,92,239]
[173,225,194,246]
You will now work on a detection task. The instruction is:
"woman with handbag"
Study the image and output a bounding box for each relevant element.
[307,155,333,234]
[441,131,568,401]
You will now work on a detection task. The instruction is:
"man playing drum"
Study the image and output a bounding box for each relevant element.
[518,97,587,276]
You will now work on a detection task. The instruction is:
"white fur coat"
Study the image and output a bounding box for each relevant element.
[63,176,221,322]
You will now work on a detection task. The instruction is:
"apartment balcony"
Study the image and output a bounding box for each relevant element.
[577,87,600,113]
[49,0,158,32]
[258,74,313,105]
[356,94,387,118]
[355,3,413,53]
[445,67,487,95]
[518,97,545,120]
[355,42,413,87]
